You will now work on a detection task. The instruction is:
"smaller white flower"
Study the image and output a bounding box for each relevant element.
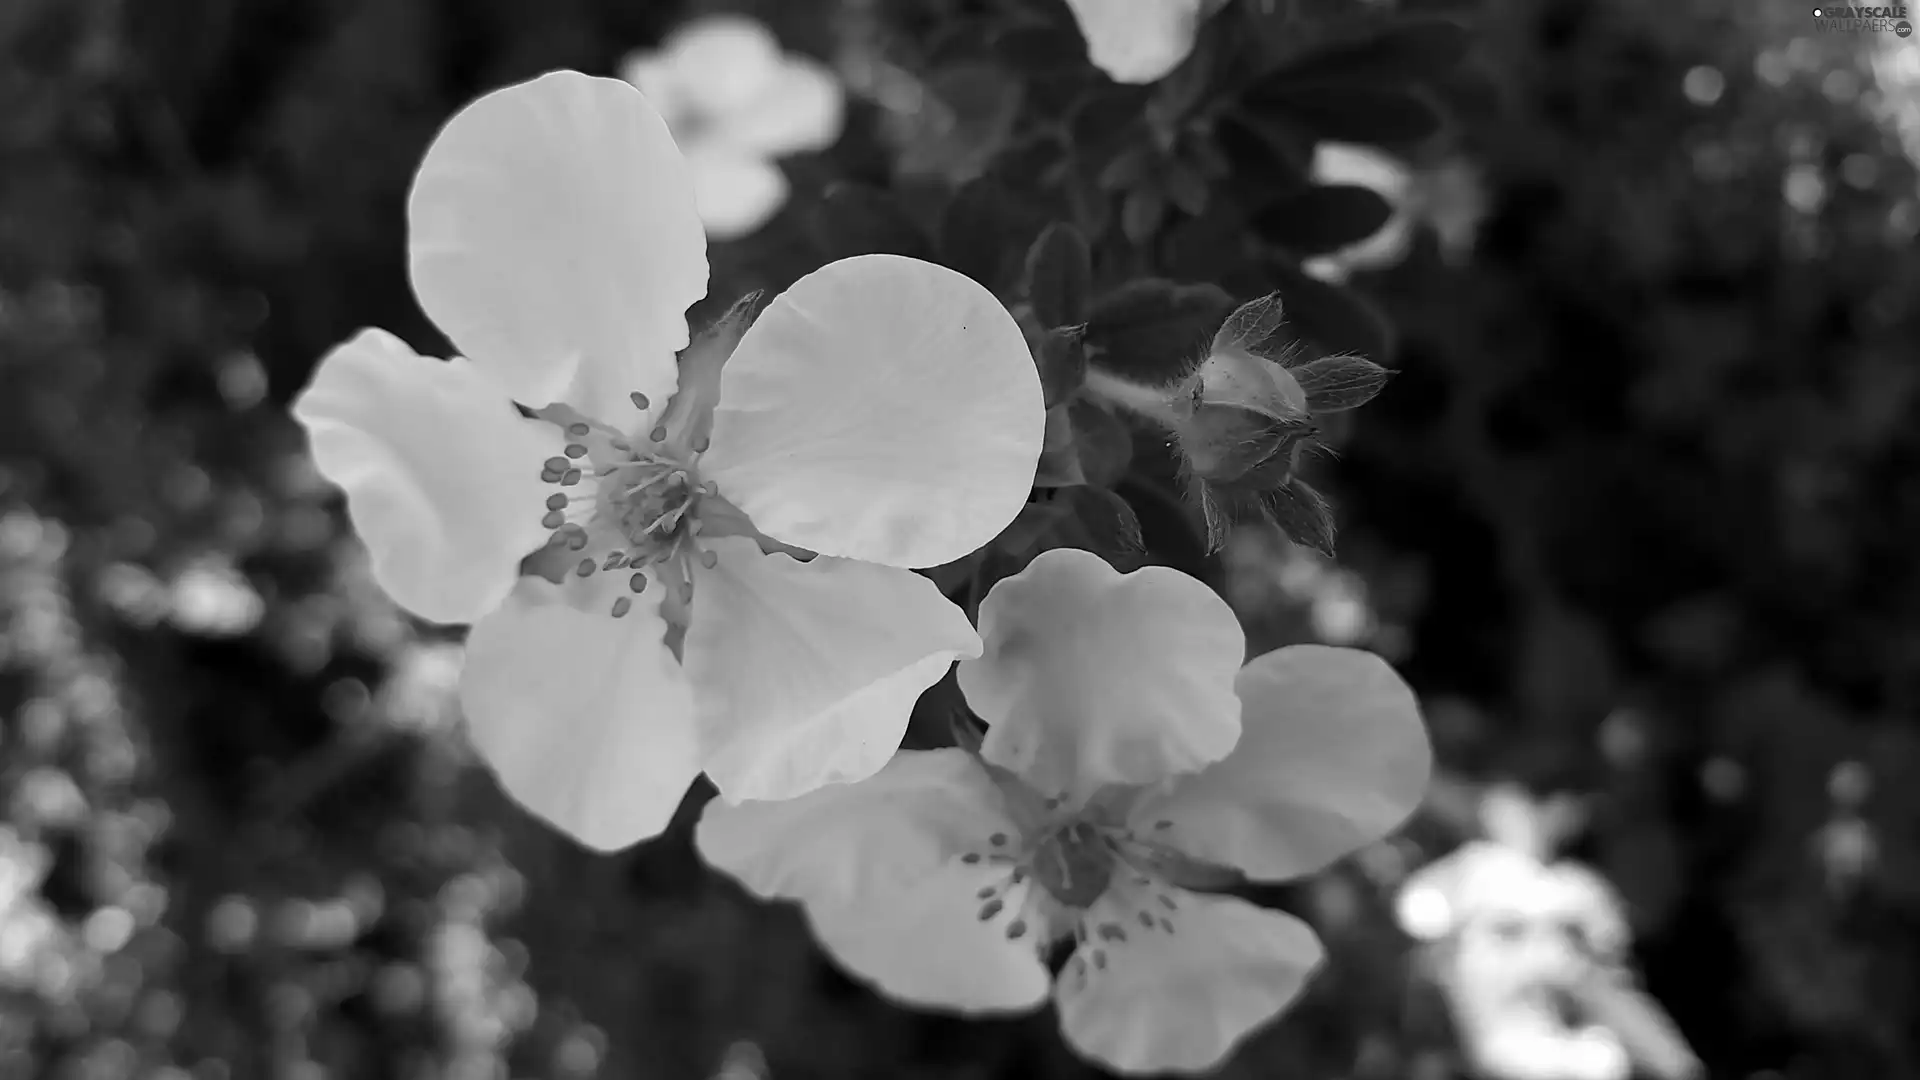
[621,15,844,240]
[1062,0,1223,85]
[698,548,1432,1076]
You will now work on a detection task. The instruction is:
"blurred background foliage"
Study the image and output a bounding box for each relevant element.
[2,0,1918,1077]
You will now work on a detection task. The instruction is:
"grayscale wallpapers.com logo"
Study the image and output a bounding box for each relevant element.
[1812,6,1914,35]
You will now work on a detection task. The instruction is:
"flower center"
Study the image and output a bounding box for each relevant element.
[1030,821,1116,909]
[530,396,722,620]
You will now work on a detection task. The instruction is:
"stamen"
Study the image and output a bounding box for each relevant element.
[990,833,1008,847]
[699,550,718,570]
[1006,920,1027,940]
[1137,911,1155,929]
[961,853,982,865]
[649,425,667,442]
[540,468,562,483]
[546,494,568,510]
[691,435,710,453]
[976,886,997,900]
[610,597,632,618]
[562,469,582,486]
[1093,950,1108,971]
[629,573,647,593]
[544,456,569,472]
[541,510,565,529]
[565,443,588,459]
[575,559,595,578]
[977,899,1004,921]
[567,423,590,437]
[630,391,650,410]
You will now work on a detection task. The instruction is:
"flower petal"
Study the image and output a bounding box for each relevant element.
[1133,645,1431,881]
[688,537,981,802]
[1063,0,1205,85]
[659,14,786,119]
[458,576,700,851]
[1055,888,1324,1075]
[695,748,1015,905]
[958,548,1244,805]
[719,54,845,157]
[685,151,790,241]
[700,254,1044,568]
[697,748,1051,1013]
[409,71,707,420]
[291,328,559,625]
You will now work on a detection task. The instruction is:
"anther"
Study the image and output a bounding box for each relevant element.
[575,559,595,578]
[978,899,1004,921]
[565,443,588,459]
[649,425,668,442]
[1006,920,1027,940]
[630,392,650,410]
[989,833,1008,847]
[540,468,562,483]
[541,511,565,529]
[1157,894,1176,911]
[699,550,718,570]
[1093,950,1108,970]
[679,582,693,604]
[691,435,710,453]
[610,597,632,618]
[567,531,588,551]
[544,456,569,472]
[1154,820,1173,830]
[546,494,568,510]
[961,853,982,865]
[562,469,582,486]
[629,573,647,593]
[567,422,590,437]
[1138,911,1154,929]
[976,886,997,899]
[1097,923,1126,943]
[1159,918,1175,934]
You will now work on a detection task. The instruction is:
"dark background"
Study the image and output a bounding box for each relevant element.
[2,0,1917,1078]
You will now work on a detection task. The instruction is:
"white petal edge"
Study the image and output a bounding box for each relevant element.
[1055,887,1325,1075]
[409,71,707,421]
[687,537,981,803]
[959,548,1244,805]
[291,328,559,625]
[458,577,701,851]
[1132,645,1432,881]
[700,254,1045,568]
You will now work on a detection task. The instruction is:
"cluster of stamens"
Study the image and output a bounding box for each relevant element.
[533,392,723,618]
[957,809,1186,990]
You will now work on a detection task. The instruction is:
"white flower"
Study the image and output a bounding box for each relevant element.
[1063,0,1219,85]
[697,547,1432,1075]
[621,15,844,240]
[291,72,1044,852]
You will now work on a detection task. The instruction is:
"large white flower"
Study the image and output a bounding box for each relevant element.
[291,72,1044,852]
[697,547,1431,1075]
[621,14,844,240]
[1063,0,1223,85]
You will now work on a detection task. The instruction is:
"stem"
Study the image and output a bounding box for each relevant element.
[1082,368,1188,429]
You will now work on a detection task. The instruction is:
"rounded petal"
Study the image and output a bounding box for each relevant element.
[659,14,785,119]
[806,866,1054,1015]
[696,748,1017,906]
[688,537,982,802]
[459,577,700,851]
[718,54,845,157]
[409,71,707,420]
[291,329,559,625]
[700,254,1044,568]
[685,152,790,241]
[958,548,1244,804]
[1056,888,1324,1075]
[1063,0,1205,84]
[1134,645,1432,882]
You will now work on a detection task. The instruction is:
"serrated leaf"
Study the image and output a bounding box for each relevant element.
[811,183,935,263]
[1023,223,1094,328]
[1263,19,1474,87]
[1293,354,1391,411]
[1255,184,1396,255]
[1065,485,1145,560]
[1247,84,1444,145]
[1212,292,1289,362]
[1263,477,1337,556]
[1266,258,1395,361]
[1084,278,1235,385]
[1035,324,1088,408]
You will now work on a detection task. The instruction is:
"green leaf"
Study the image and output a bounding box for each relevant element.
[810,183,935,263]
[1035,324,1089,408]
[1084,278,1235,385]
[1067,486,1145,560]
[1069,398,1134,489]
[1023,222,1094,328]
[1211,292,1290,362]
[895,63,1024,181]
[939,177,1043,293]
[1246,84,1443,145]
[1255,184,1395,256]
[1292,354,1392,411]
[1265,258,1395,362]
[1262,19,1474,87]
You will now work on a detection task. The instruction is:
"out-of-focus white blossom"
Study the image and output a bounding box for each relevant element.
[1062,0,1225,85]
[1304,142,1488,283]
[621,15,844,240]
